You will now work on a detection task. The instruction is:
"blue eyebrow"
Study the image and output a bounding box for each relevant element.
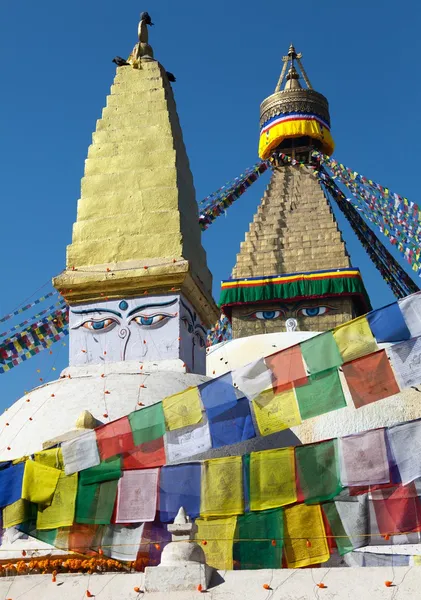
[127,299,178,317]
[71,308,122,317]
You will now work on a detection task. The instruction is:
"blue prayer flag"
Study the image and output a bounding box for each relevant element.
[0,462,24,508]
[199,373,238,416]
[159,463,201,523]
[206,396,256,449]
[367,303,411,343]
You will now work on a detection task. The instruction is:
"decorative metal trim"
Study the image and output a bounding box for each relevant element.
[260,89,330,128]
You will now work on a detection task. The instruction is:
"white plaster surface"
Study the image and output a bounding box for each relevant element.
[0,568,420,599]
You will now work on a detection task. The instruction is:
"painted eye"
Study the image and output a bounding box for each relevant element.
[131,314,173,329]
[182,318,194,333]
[254,310,281,320]
[194,333,206,348]
[298,306,329,317]
[81,318,117,332]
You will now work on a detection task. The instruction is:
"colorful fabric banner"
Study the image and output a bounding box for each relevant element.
[283,503,329,568]
[0,462,24,508]
[342,350,400,409]
[159,463,201,523]
[129,403,166,445]
[79,456,121,485]
[232,358,273,400]
[61,431,100,476]
[398,293,421,338]
[22,460,60,504]
[250,448,296,511]
[96,417,135,461]
[3,499,30,529]
[0,290,57,324]
[265,346,307,393]
[34,447,64,469]
[195,517,237,570]
[36,473,78,530]
[294,368,346,420]
[115,469,159,523]
[99,523,145,561]
[371,483,421,535]
[388,336,421,389]
[300,331,343,374]
[122,438,166,470]
[295,439,341,504]
[333,316,378,363]
[334,490,369,552]
[200,456,243,517]
[367,303,411,343]
[234,509,283,569]
[339,429,390,486]
[199,373,238,415]
[387,420,421,485]
[76,479,118,525]
[162,387,203,431]
[165,421,212,463]
[206,397,255,449]
[252,387,301,435]
[322,502,354,556]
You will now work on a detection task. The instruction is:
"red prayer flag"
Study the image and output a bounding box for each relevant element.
[96,416,135,461]
[342,350,400,409]
[372,483,421,535]
[68,524,99,555]
[123,437,166,469]
[265,346,307,394]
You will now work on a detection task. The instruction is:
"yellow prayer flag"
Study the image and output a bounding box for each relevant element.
[200,457,243,517]
[162,387,203,431]
[22,460,61,504]
[333,316,378,363]
[413,556,421,566]
[3,499,31,528]
[253,388,301,435]
[34,448,64,470]
[195,517,237,570]
[250,448,296,511]
[36,473,78,530]
[283,503,329,568]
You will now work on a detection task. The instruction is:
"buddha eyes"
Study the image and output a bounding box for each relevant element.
[130,314,173,329]
[243,306,333,321]
[79,313,174,332]
[298,306,330,317]
[244,310,282,321]
[82,318,117,332]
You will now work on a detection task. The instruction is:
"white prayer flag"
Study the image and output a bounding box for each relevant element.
[339,429,390,486]
[166,421,212,463]
[115,469,159,523]
[398,293,421,338]
[232,358,273,400]
[387,420,421,485]
[61,430,100,475]
[99,523,145,561]
[387,337,421,389]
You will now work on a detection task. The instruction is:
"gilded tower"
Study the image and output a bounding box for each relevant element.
[220,46,370,339]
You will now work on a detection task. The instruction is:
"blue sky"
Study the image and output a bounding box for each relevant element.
[0,0,420,408]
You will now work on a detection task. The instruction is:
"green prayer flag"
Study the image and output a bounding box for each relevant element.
[295,368,346,420]
[75,479,118,525]
[300,332,343,374]
[295,440,342,503]
[234,509,283,569]
[79,456,121,486]
[129,403,166,445]
[322,503,353,556]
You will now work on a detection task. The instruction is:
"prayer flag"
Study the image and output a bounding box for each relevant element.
[123,437,166,469]
[295,439,342,504]
[250,448,296,511]
[61,430,100,475]
[234,509,283,569]
[79,456,121,485]
[3,499,31,529]
[342,350,400,408]
[96,417,135,461]
[339,429,390,486]
[371,483,421,535]
[206,396,255,449]
[200,456,243,517]
[159,463,201,522]
[162,387,203,431]
[322,503,354,556]
[387,337,421,389]
[333,316,378,362]
[36,473,78,530]
[195,517,237,570]
[243,454,250,513]
[199,373,238,415]
[129,403,166,445]
[252,387,301,436]
[367,303,411,343]
[0,463,24,508]
[22,460,60,504]
[300,332,343,374]
[115,468,159,523]
[333,490,369,552]
[295,368,346,420]
[98,523,145,561]
[68,523,98,554]
[264,346,307,393]
[75,479,118,525]
[283,504,329,568]
[387,420,421,484]
[166,421,212,463]
[398,292,421,337]
[232,358,273,400]
[34,448,64,469]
